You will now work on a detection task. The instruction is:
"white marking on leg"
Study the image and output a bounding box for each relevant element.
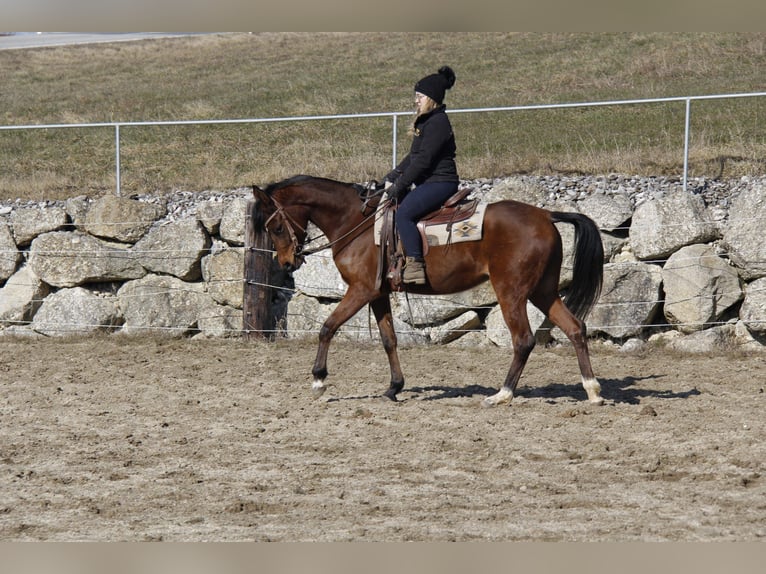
[582,376,604,404]
[482,387,514,408]
[311,379,326,399]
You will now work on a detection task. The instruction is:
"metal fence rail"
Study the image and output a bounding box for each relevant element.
[2,91,765,196]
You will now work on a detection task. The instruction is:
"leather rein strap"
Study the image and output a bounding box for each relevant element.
[264,195,382,261]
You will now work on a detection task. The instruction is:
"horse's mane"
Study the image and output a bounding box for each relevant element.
[263,174,352,196]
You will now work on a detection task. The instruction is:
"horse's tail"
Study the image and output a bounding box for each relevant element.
[550,211,604,321]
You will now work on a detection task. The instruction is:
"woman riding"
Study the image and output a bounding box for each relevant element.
[383,65,459,285]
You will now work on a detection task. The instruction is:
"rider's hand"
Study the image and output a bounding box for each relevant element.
[387,181,404,202]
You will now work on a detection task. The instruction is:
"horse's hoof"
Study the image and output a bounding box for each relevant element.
[482,389,513,408]
[481,397,510,408]
[311,381,327,399]
[582,378,604,405]
[382,390,399,402]
[481,397,500,408]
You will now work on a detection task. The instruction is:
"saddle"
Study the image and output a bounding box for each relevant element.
[377,187,480,291]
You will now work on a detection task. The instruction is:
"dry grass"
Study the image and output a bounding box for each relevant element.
[1,32,765,201]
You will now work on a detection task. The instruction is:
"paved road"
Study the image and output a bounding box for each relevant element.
[0,33,200,50]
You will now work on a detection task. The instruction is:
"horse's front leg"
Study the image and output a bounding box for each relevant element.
[311,289,371,399]
[369,295,404,401]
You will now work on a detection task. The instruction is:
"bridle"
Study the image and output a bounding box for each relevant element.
[263,197,306,266]
[263,190,386,264]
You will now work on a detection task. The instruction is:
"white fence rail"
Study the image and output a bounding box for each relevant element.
[2,91,766,196]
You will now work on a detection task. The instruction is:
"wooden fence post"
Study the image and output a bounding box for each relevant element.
[243,198,274,340]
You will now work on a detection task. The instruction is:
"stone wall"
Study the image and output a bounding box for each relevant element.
[1,175,765,352]
[1,190,251,338]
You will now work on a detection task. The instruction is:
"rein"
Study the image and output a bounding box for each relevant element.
[299,209,379,257]
[267,183,386,260]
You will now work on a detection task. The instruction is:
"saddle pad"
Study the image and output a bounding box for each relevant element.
[374,200,487,246]
[422,201,487,247]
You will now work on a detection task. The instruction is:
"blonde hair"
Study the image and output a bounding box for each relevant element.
[408,94,439,136]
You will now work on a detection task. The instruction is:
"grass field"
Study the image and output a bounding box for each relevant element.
[1,32,765,200]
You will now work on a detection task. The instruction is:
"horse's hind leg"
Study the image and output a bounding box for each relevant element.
[483,296,536,408]
[369,295,405,400]
[535,295,604,405]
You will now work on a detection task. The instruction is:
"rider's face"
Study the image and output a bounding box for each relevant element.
[415,92,428,113]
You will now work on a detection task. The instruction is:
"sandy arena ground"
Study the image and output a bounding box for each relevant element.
[0,336,764,541]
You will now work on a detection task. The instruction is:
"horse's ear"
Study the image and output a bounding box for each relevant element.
[252,185,273,206]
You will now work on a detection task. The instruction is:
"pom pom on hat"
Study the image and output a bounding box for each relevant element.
[414,66,456,105]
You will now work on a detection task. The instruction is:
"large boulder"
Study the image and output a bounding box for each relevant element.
[392,282,497,326]
[196,302,242,338]
[0,266,50,326]
[0,220,21,283]
[133,218,211,280]
[660,325,735,354]
[661,244,742,333]
[740,277,766,333]
[117,274,208,337]
[84,195,165,243]
[201,246,244,308]
[196,198,225,235]
[31,287,122,336]
[28,231,146,288]
[10,205,69,247]
[588,261,663,339]
[577,192,633,232]
[286,292,427,346]
[485,301,549,347]
[423,311,482,345]
[293,250,347,299]
[722,186,766,280]
[629,190,718,260]
[64,196,90,229]
[219,197,248,246]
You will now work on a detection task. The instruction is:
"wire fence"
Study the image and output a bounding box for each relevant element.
[2,229,765,339]
[1,91,766,195]
[2,91,766,339]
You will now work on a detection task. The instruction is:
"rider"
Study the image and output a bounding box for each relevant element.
[383,66,459,285]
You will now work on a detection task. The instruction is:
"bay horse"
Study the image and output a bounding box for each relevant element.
[253,175,605,407]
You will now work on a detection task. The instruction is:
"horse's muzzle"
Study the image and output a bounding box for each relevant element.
[284,254,305,272]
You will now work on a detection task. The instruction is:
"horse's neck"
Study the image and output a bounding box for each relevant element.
[303,191,364,241]
[312,210,365,244]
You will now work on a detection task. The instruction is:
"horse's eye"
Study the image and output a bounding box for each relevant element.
[274,224,284,234]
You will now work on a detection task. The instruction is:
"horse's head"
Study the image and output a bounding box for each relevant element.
[253,185,308,271]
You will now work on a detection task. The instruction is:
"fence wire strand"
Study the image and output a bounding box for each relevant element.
[2,191,766,340]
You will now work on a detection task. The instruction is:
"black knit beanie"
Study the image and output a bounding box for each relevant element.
[414,66,456,105]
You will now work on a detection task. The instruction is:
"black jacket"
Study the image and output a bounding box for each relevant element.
[386,105,458,193]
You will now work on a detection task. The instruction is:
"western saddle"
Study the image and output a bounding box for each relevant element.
[378,187,479,290]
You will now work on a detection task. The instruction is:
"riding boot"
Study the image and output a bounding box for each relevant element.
[403,256,427,285]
